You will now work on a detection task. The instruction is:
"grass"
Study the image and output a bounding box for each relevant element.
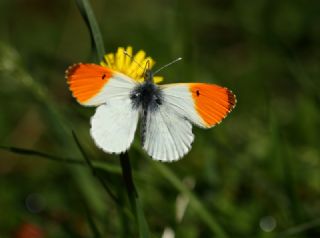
[0,0,320,237]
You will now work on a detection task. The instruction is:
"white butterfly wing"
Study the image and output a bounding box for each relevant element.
[142,103,194,162]
[66,63,139,153]
[90,98,139,154]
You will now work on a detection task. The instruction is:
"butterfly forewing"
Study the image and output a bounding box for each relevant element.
[160,83,236,128]
[66,63,137,106]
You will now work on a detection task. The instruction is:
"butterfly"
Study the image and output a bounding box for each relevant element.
[66,47,236,162]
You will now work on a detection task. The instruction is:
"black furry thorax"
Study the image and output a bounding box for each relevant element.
[130,80,163,112]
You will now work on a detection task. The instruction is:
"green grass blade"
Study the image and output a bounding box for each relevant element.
[83,202,101,238]
[153,163,228,238]
[0,145,84,165]
[0,145,121,173]
[135,198,150,238]
[277,218,320,237]
[72,131,120,205]
[75,0,105,61]
[120,153,150,238]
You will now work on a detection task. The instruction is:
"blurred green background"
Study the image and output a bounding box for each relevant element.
[1,0,320,237]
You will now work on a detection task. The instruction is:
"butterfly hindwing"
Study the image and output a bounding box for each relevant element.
[90,98,139,154]
[142,105,194,162]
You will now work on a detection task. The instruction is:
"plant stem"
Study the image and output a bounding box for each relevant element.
[72,131,120,204]
[120,152,137,200]
[75,0,105,61]
[120,153,149,238]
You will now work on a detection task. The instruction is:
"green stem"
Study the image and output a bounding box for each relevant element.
[72,131,120,205]
[75,0,105,61]
[120,152,137,202]
[0,145,121,173]
[154,163,228,238]
[120,153,149,238]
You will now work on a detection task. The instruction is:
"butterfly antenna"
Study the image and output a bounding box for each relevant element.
[143,60,151,74]
[124,51,144,70]
[153,57,182,75]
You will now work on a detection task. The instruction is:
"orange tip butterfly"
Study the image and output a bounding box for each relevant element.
[66,47,236,162]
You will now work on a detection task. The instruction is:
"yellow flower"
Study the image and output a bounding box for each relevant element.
[100,46,163,83]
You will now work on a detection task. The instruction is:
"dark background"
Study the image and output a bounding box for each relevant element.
[0,0,319,237]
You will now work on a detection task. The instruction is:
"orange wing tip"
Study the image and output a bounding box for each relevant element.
[225,88,237,112]
[65,63,113,104]
[65,63,83,81]
[213,88,236,126]
[190,84,236,128]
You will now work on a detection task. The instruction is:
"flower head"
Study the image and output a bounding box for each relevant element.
[100,46,163,83]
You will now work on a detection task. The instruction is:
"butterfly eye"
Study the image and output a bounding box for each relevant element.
[155,98,162,105]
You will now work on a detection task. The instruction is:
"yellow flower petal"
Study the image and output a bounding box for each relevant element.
[136,77,144,83]
[123,46,132,72]
[153,76,163,83]
[116,47,125,71]
[100,61,108,67]
[127,50,145,77]
[100,46,163,83]
[102,53,114,68]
